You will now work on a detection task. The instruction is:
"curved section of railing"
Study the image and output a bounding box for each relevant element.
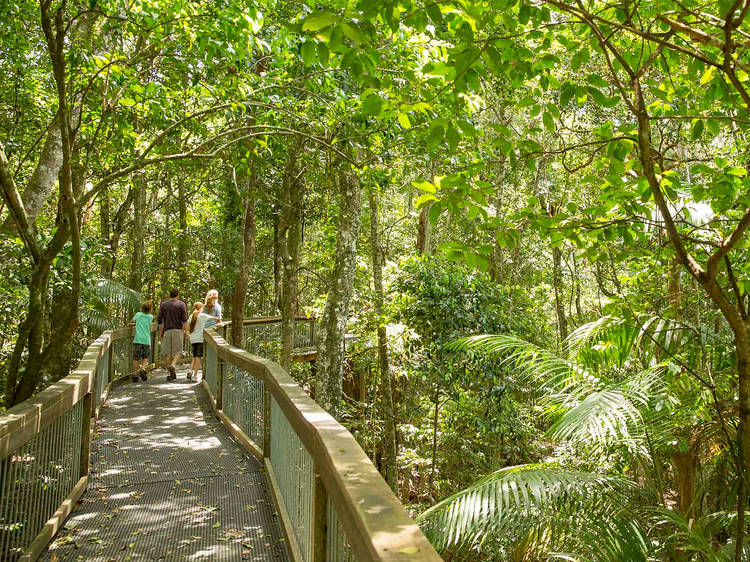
[204,318,441,562]
[0,317,441,561]
[0,325,147,561]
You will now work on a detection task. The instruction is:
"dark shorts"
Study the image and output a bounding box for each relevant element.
[192,343,204,358]
[133,343,151,360]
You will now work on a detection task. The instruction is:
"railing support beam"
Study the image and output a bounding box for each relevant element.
[216,358,224,410]
[312,474,328,562]
[79,392,93,478]
[263,388,271,458]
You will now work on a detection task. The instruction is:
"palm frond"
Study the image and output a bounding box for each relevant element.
[546,387,646,450]
[565,316,632,366]
[80,306,111,333]
[653,507,729,562]
[85,278,141,311]
[417,463,629,552]
[448,335,591,392]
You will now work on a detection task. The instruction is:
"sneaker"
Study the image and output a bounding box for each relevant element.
[139,368,148,381]
[131,374,139,383]
[187,372,193,381]
[167,366,176,380]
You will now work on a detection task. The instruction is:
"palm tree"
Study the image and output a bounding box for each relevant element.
[417,316,740,560]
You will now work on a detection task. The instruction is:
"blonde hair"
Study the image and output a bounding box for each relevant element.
[189,302,204,333]
[204,289,219,313]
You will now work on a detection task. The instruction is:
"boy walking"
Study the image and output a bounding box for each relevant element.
[157,288,188,380]
[131,301,154,382]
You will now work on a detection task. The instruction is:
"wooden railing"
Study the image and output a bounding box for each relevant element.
[205,318,441,561]
[0,317,441,561]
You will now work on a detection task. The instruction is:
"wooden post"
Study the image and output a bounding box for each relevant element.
[312,474,328,562]
[79,392,93,478]
[263,387,271,458]
[216,358,224,411]
[107,339,114,386]
[309,317,315,347]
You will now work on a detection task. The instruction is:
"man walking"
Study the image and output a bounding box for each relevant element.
[157,288,188,380]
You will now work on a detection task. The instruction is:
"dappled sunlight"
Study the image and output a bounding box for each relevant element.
[42,368,289,561]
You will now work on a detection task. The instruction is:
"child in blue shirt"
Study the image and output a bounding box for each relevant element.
[130,302,154,382]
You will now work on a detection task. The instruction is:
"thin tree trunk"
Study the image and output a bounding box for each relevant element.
[273,215,282,313]
[128,176,146,291]
[368,186,398,492]
[231,165,257,345]
[100,188,111,276]
[552,246,568,345]
[160,180,171,294]
[429,383,440,496]
[278,141,304,371]
[315,167,362,416]
[178,174,188,289]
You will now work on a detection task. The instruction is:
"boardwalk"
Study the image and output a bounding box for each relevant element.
[42,366,290,561]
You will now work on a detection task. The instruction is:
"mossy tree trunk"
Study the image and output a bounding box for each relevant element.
[315,167,361,416]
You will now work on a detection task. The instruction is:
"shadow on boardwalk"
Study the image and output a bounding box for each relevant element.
[42,366,290,561]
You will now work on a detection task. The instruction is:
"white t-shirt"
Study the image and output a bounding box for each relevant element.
[189,312,213,344]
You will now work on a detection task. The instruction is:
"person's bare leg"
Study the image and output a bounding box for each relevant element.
[132,359,139,374]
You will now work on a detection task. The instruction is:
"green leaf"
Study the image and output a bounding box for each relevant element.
[316,42,329,65]
[302,12,337,32]
[300,42,316,66]
[691,119,704,140]
[571,49,589,71]
[342,22,367,45]
[560,82,576,106]
[362,94,382,116]
[518,2,531,25]
[543,111,555,133]
[429,201,442,224]
[426,124,445,150]
[416,193,438,207]
[586,73,609,88]
[398,112,411,129]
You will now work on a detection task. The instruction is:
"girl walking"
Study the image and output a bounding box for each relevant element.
[204,289,222,328]
[188,302,221,381]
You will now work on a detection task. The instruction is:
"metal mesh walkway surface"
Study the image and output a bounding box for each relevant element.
[41,366,291,561]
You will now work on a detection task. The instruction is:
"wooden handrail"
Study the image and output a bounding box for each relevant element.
[0,331,112,459]
[205,326,441,561]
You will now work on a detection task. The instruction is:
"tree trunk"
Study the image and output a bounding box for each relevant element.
[315,168,361,416]
[368,186,398,492]
[128,176,146,291]
[416,204,431,255]
[99,188,111,276]
[671,450,700,517]
[273,215,282,313]
[429,383,440,497]
[278,141,304,371]
[160,181,171,294]
[178,174,188,289]
[552,246,568,345]
[231,165,257,346]
[103,188,132,279]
